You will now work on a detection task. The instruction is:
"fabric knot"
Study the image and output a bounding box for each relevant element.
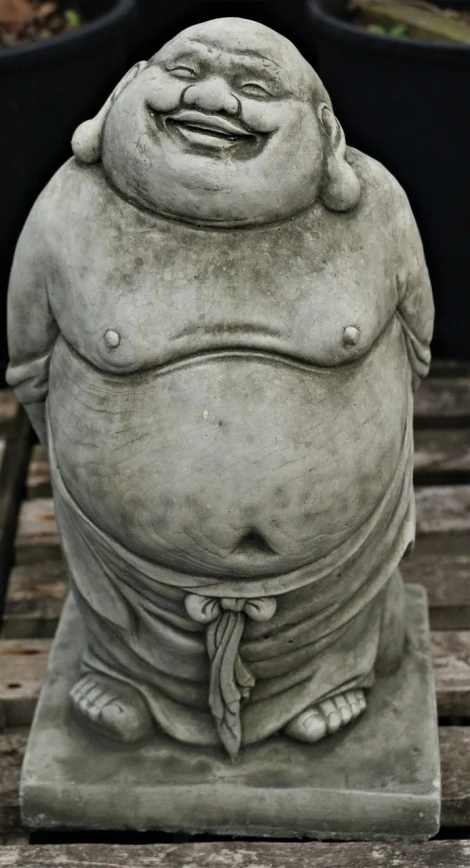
[184,593,277,757]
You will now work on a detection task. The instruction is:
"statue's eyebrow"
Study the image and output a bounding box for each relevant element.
[186,39,282,71]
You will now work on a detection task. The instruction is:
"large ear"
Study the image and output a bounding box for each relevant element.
[72,61,148,165]
[318,104,361,212]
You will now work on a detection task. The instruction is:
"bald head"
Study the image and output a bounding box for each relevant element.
[152,18,332,109]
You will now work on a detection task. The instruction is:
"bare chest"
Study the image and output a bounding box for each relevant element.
[49,213,399,373]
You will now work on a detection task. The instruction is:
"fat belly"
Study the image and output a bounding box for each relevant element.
[48,328,409,578]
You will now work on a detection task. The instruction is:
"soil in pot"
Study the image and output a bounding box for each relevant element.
[0,0,85,47]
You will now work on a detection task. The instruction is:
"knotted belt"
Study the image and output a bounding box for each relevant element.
[185,594,277,757]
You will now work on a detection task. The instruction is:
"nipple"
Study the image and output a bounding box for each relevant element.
[343,326,360,347]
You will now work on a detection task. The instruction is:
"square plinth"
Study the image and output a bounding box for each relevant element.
[21,585,440,840]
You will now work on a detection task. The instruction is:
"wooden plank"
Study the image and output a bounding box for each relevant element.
[0,841,470,867]
[401,554,470,630]
[439,727,470,828]
[14,500,61,567]
[401,554,470,607]
[432,632,470,717]
[414,429,470,485]
[0,408,33,623]
[0,632,468,728]
[1,562,67,640]
[26,445,51,500]
[0,728,26,834]
[0,728,468,838]
[414,377,470,426]
[0,640,50,727]
[414,485,470,555]
[0,391,17,436]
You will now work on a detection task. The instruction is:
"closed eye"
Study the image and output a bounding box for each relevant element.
[239,82,272,98]
[167,66,199,80]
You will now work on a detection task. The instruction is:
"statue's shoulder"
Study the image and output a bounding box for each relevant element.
[31,159,119,234]
[346,148,412,219]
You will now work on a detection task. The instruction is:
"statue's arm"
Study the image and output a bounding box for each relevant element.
[6,205,59,448]
[395,192,434,390]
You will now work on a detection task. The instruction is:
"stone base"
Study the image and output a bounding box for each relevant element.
[21,585,440,840]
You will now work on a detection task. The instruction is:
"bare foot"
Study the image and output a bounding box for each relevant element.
[284,689,366,743]
[70,673,154,743]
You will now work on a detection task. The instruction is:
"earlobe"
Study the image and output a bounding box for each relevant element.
[72,61,148,165]
[71,101,112,165]
[318,104,361,212]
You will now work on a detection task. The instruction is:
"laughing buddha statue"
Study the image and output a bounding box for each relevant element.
[7,18,433,759]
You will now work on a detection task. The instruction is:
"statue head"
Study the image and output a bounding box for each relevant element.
[72,18,361,226]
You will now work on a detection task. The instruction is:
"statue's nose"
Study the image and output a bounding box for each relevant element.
[182,78,240,116]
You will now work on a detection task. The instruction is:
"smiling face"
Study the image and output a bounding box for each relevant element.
[101,19,331,226]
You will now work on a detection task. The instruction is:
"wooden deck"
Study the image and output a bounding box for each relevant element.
[0,368,469,866]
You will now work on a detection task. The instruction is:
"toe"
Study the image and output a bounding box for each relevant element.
[79,684,107,712]
[284,707,328,743]
[301,709,328,742]
[333,693,353,725]
[70,675,94,703]
[319,699,342,733]
[100,696,153,743]
[345,690,361,717]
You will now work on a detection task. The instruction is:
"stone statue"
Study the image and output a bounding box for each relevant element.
[8,19,434,771]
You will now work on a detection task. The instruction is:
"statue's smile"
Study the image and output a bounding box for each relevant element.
[162,109,258,149]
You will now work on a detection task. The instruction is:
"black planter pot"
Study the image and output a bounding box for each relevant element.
[306,0,470,359]
[130,1,313,65]
[0,0,136,384]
